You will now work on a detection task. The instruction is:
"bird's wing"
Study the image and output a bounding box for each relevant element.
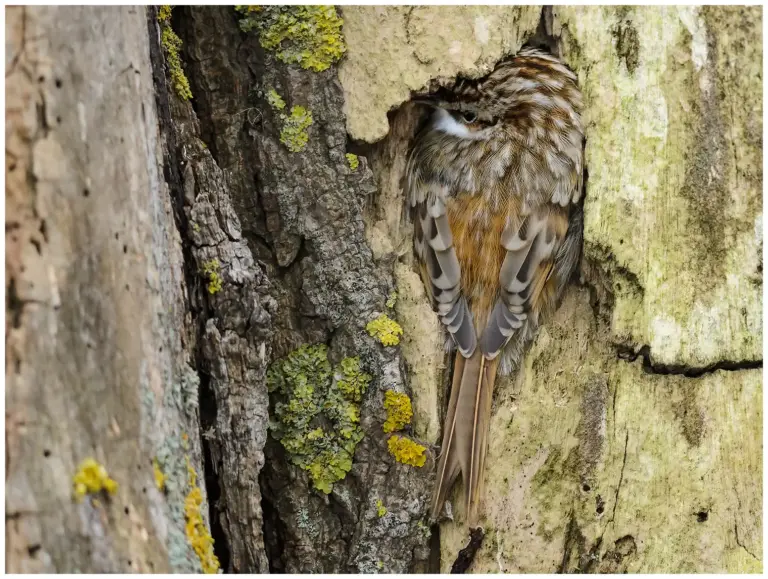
[480,205,570,358]
[409,174,477,357]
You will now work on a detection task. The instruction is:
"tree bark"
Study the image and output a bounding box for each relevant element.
[5,5,762,574]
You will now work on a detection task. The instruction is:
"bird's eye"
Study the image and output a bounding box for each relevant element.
[462,111,477,123]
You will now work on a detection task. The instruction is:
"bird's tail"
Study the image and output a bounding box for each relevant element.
[431,348,500,525]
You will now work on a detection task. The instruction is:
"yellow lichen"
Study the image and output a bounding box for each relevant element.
[366,313,403,346]
[376,498,387,517]
[279,105,313,152]
[266,88,286,110]
[383,390,413,433]
[185,457,220,574]
[236,5,346,72]
[153,457,167,491]
[72,458,118,502]
[346,153,359,171]
[157,5,173,22]
[267,346,371,494]
[201,260,223,295]
[387,435,427,467]
[158,8,193,101]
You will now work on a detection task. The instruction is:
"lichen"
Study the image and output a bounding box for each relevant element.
[156,435,201,572]
[158,7,193,101]
[266,88,286,110]
[157,5,174,22]
[236,5,346,72]
[201,259,223,295]
[366,313,404,346]
[346,153,359,171]
[385,291,397,309]
[72,458,118,502]
[267,344,372,494]
[154,457,167,491]
[376,498,387,517]
[382,390,413,433]
[387,435,427,467]
[184,457,220,574]
[279,105,313,152]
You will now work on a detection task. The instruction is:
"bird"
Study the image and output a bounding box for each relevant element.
[405,46,585,526]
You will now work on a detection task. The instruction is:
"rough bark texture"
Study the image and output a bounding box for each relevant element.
[173,6,434,573]
[5,4,762,575]
[6,6,209,573]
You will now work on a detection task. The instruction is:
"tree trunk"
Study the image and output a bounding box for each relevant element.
[5,5,761,574]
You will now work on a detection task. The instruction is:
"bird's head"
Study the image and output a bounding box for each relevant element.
[415,47,582,142]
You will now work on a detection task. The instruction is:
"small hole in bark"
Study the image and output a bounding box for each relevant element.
[125,284,130,291]
[9,163,16,172]
[27,544,41,556]
[83,188,90,197]
[38,75,45,83]
[596,505,604,514]
[124,506,130,515]
[582,483,591,492]
[128,560,133,567]
[30,238,41,255]
[55,78,62,88]
[56,116,61,124]
[115,233,119,240]
[696,511,708,522]
[142,487,147,494]
[123,245,128,254]
[619,239,624,245]
[43,449,51,457]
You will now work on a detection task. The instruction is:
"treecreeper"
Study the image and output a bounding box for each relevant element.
[405,47,585,526]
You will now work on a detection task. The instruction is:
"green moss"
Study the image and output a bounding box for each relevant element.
[366,313,403,346]
[279,106,313,152]
[382,390,413,433]
[346,153,359,171]
[266,88,286,110]
[236,5,346,72]
[201,260,223,295]
[267,345,372,494]
[158,7,193,101]
[387,435,427,467]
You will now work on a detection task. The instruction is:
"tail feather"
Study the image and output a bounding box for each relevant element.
[431,350,500,525]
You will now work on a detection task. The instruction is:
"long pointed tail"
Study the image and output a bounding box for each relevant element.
[431,349,500,525]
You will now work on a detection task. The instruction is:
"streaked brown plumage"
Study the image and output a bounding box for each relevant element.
[406,47,584,525]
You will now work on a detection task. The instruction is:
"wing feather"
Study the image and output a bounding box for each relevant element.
[409,178,478,357]
[480,207,567,358]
